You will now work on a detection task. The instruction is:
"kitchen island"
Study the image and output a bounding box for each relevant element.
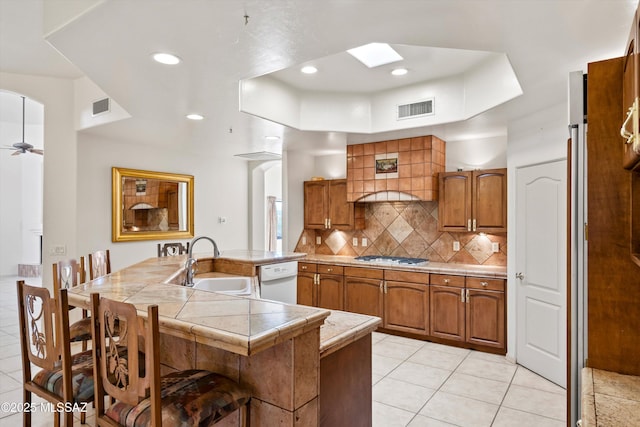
[66,251,381,426]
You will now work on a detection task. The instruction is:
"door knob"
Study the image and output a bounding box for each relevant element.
[516,272,524,280]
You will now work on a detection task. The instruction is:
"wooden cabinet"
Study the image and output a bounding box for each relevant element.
[465,278,505,350]
[622,10,640,171]
[384,270,429,336]
[344,267,384,318]
[304,180,363,230]
[297,262,344,310]
[430,274,465,342]
[438,168,507,233]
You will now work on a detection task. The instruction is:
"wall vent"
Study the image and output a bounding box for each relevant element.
[92,98,110,116]
[397,98,434,120]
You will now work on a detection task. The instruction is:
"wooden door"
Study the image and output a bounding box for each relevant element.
[430,285,465,342]
[516,160,567,386]
[328,180,354,230]
[297,272,317,307]
[344,276,384,317]
[384,281,429,336]
[304,181,328,229]
[473,169,507,232]
[438,172,471,232]
[318,274,344,310]
[466,289,505,350]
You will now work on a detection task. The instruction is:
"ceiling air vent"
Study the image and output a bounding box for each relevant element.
[397,98,434,120]
[234,151,282,161]
[92,98,110,116]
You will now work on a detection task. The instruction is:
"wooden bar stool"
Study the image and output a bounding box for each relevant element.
[90,293,251,426]
[53,258,91,352]
[17,281,95,426]
[88,250,111,280]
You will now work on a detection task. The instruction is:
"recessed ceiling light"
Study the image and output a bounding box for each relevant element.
[301,66,318,74]
[152,52,181,65]
[391,68,408,76]
[186,114,204,120]
[265,136,281,140]
[347,43,403,68]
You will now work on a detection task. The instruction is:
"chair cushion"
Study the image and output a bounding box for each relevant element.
[106,370,251,427]
[69,316,92,342]
[32,350,95,403]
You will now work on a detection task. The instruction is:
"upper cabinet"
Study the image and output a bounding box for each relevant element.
[304,179,364,230]
[438,168,507,233]
[622,9,640,171]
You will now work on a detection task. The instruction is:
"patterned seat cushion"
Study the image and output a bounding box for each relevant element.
[32,350,95,403]
[106,370,251,427]
[69,316,92,342]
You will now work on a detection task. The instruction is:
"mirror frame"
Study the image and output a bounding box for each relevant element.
[112,167,194,242]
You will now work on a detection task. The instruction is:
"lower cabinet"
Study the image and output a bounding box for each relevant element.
[430,274,466,342]
[297,262,344,310]
[384,270,430,336]
[344,267,384,317]
[465,277,505,350]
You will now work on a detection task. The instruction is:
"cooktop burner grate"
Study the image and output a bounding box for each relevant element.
[354,255,428,265]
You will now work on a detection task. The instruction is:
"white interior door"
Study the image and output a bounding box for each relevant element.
[516,160,567,387]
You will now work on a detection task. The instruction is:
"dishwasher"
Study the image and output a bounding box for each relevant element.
[258,261,298,304]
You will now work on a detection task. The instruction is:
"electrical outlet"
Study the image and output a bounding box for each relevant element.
[453,241,460,251]
[218,216,227,224]
[302,236,307,245]
[50,245,66,256]
[492,242,500,253]
[361,237,368,247]
[316,236,321,245]
[352,237,358,247]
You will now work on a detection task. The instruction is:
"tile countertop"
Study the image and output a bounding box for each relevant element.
[581,368,640,426]
[301,254,508,279]
[66,254,380,358]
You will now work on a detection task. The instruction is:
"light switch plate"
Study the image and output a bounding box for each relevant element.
[453,241,460,251]
[50,245,66,256]
[492,242,500,253]
[361,237,368,247]
[352,237,358,247]
[316,236,321,245]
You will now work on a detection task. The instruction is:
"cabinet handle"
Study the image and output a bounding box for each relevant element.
[324,218,328,229]
[467,219,471,231]
[384,281,388,294]
[466,289,470,302]
[480,281,488,287]
[472,219,477,232]
[315,273,320,285]
[621,100,637,145]
[461,288,465,302]
[301,265,307,270]
[328,218,331,228]
[379,280,384,293]
[444,279,450,284]
[327,268,332,272]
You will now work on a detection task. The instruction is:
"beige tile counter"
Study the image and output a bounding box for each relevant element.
[581,368,640,426]
[302,253,507,278]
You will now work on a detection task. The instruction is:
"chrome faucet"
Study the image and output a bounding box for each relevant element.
[184,236,220,286]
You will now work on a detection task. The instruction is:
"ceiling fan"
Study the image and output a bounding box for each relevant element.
[1,96,43,156]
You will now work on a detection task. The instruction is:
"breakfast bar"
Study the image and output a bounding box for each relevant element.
[66,253,381,426]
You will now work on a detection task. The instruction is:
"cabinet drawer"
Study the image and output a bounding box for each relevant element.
[430,274,465,287]
[299,262,317,273]
[384,270,429,284]
[318,264,344,275]
[344,266,383,279]
[467,277,505,292]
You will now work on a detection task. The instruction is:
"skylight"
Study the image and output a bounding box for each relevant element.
[347,43,403,68]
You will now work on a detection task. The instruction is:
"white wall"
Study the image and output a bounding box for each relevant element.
[249,160,281,251]
[446,135,508,171]
[76,131,250,272]
[505,102,568,361]
[0,72,77,287]
[283,150,315,251]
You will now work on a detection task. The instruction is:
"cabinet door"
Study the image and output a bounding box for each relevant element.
[430,285,465,342]
[318,274,344,310]
[438,172,472,232]
[466,289,505,350]
[623,10,640,170]
[344,276,384,317]
[328,179,354,230]
[473,169,507,232]
[297,272,317,307]
[384,281,429,336]
[304,181,328,229]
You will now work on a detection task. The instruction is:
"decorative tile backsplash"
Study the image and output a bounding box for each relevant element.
[295,201,506,266]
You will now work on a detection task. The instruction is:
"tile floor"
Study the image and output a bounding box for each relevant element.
[0,275,566,426]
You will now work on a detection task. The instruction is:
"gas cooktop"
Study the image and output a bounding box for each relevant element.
[354,255,428,266]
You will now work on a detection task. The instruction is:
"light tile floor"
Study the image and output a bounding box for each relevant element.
[0,275,566,426]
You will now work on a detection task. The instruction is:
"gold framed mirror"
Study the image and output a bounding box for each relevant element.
[112,167,194,242]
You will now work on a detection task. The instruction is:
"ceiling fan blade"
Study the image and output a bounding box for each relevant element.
[11,150,21,156]
[30,149,44,155]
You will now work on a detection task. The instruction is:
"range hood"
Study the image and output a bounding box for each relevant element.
[346,135,445,202]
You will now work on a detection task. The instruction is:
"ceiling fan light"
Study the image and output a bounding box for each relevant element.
[186,114,204,120]
[391,68,408,76]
